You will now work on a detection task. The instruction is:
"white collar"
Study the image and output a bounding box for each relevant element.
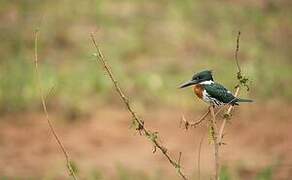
[199,80,214,85]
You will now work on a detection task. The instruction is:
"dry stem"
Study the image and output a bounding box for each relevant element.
[34,30,77,180]
[218,31,244,145]
[90,33,188,180]
[218,87,240,144]
[235,31,242,75]
[209,106,219,180]
[194,31,246,180]
[181,109,210,129]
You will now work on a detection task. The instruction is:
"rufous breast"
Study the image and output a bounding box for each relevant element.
[193,84,204,99]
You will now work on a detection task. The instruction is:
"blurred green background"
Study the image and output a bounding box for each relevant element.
[0,0,292,179]
[1,0,292,114]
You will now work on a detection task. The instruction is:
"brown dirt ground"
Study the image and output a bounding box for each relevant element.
[0,103,292,179]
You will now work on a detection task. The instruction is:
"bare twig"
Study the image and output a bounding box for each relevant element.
[209,106,219,180]
[34,30,78,180]
[218,31,244,145]
[214,98,235,117]
[235,31,241,75]
[218,88,240,144]
[90,33,188,180]
[186,31,248,180]
[181,109,210,129]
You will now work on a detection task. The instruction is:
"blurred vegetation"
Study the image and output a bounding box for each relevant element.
[218,164,275,180]
[220,165,232,180]
[0,0,292,114]
[0,163,276,180]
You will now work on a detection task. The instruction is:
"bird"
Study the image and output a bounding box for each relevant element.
[179,70,252,106]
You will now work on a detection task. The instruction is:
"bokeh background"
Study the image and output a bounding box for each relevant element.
[0,0,292,179]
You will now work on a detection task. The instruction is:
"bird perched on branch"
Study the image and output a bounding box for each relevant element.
[179,70,252,106]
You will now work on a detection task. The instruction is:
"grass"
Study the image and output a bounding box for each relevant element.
[0,163,275,180]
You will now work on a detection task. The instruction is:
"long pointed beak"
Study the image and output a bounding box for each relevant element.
[179,80,198,88]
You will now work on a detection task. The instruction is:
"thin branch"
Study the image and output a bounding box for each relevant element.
[34,30,78,180]
[235,31,241,75]
[181,109,210,129]
[90,33,188,180]
[214,99,234,117]
[209,106,219,180]
[218,31,243,145]
[185,31,247,180]
[218,87,240,145]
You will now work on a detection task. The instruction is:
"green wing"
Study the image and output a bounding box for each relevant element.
[203,83,237,104]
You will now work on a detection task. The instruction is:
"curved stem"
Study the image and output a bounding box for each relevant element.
[34,30,78,179]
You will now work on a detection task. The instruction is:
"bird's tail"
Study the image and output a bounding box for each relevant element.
[236,98,253,103]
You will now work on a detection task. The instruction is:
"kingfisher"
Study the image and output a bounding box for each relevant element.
[179,70,252,106]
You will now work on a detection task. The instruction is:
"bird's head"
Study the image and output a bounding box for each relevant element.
[179,70,213,88]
